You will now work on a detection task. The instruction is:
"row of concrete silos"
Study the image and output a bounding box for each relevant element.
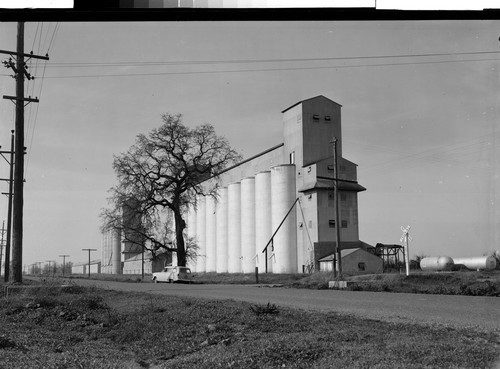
[188,164,298,274]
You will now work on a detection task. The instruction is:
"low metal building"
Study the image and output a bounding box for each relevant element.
[319,248,383,275]
[71,260,101,275]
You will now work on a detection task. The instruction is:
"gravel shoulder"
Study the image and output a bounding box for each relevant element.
[67,278,500,334]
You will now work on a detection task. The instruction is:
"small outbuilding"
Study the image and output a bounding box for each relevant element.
[319,248,383,274]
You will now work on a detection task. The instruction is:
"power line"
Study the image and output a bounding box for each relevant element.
[355,131,500,174]
[47,23,59,53]
[43,50,500,68]
[23,57,500,80]
[24,23,57,176]
[2,49,498,80]
[31,22,40,53]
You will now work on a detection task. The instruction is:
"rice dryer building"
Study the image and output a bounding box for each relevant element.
[188,95,373,274]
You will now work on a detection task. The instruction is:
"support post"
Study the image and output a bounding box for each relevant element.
[2,23,49,283]
[12,21,25,283]
[82,249,97,278]
[59,254,70,276]
[5,131,14,281]
[0,221,4,277]
[331,137,342,279]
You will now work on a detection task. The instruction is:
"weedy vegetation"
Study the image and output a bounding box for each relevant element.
[66,270,500,297]
[286,270,500,296]
[0,281,499,368]
[343,271,500,296]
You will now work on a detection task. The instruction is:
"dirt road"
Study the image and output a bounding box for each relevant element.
[67,278,499,333]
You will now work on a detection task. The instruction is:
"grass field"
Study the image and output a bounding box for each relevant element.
[0,282,499,368]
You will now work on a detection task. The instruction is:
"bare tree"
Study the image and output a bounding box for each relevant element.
[101,113,241,267]
[411,252,427,270]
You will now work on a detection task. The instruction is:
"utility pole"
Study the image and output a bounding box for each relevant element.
[331,137,342,279]
[1,22,49,283]
[0,130,15,282]
[59,254,69,276]
[46,260,55,276]
[0,221,5,277]
[82,249,97,278]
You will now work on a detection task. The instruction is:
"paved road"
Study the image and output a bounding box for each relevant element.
[68,278,500,333]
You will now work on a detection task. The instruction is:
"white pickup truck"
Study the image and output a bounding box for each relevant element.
[152,266,193,283]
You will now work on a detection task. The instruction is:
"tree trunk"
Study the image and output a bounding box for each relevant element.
[174,211,187,266]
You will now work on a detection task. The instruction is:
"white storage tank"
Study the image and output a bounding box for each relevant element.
[112,229,122,274]
[241,177,256,273]
[215,187,228,273]
[227,182,242,273]
[205,196,217,272]
[255,171,272,273]
[453,256,497,271]
[195,196,207,272]
[271,164,297,273]
[420,256,454,272]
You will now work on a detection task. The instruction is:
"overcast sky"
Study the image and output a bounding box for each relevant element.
[0,19,498,268]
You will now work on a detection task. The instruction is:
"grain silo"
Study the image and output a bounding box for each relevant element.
[215,187,228,273]
[271,164,297,273]
[227,182,242,273]
[241,177,256,273]
[255,171,272,272]
[205,196,217,272]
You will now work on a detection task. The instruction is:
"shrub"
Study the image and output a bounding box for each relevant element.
[250,302,279,316]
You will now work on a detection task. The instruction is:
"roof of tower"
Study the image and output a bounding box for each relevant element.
[281,95,342,114]
[298,178,366,193]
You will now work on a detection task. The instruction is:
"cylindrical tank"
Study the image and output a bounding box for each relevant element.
[187,204,197,270]
[227,182,241,273]
[453,256,497,271]
[112,229,122,274]
[195,196,206,272]
[420,256,454,271]
[205,196,217,272]
[241,177,256,273]
[271,165,297,274]
[215,187,228,273]
[255,171,272,273]
[101,232,110,273]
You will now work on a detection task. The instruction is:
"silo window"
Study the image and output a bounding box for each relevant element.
[325,115,331,121]
[289,151,295,164]
[329,220,336,228]
[341,220,348,228]
[313,114,320,121]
